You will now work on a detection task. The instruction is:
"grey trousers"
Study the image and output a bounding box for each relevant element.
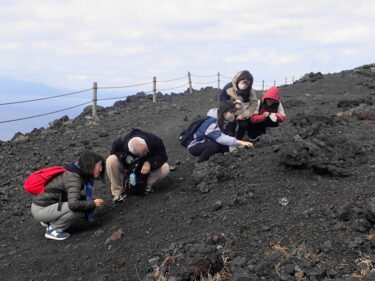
[31,202,85,232]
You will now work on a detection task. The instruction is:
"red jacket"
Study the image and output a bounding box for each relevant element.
[250,86,286,123]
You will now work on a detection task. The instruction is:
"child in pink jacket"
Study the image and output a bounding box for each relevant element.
[248,86,286,141]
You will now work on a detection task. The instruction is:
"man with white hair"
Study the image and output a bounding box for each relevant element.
[106,129,170,203]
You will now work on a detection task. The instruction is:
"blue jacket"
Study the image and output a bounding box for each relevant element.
[187,108,237,148]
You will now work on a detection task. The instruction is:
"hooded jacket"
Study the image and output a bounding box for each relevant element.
[110,129,168,172]
[250,86,286,123]
[187,108,237,149]
[32,165,96,212]
[219,71,258,118]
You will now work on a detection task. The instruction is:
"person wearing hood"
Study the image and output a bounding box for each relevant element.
[30,151,106,241]
[248,86,286,140]
[187,100,253,162]
[106,129,170,203]
[219,70,259,140]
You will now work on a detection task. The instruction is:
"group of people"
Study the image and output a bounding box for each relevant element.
[29,70,286,240]
[187,70,286,162]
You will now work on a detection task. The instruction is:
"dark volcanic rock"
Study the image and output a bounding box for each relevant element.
[0,64,375,281]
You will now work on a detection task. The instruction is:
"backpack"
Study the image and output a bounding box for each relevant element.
[23,166,67,195]
[179,117,208,147]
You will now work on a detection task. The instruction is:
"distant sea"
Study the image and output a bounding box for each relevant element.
[0,93,128,141]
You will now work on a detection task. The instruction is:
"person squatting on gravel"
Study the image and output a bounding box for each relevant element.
[187,100,254,163]
[248,86,286,141]
[219,70,259,140]
[106,129,170,203]
[31,151,106,241]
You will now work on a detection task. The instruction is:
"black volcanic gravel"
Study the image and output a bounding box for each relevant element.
[0,64,375,281]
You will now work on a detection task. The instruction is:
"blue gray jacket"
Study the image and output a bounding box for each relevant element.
[187,108,237,148]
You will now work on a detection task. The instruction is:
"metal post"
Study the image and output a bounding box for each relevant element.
[292,76,294,83]
[188,72,193,94]
[273,80,276,86]
[285,77,287,85]
[217,72,220,89]
[92,82,97,119]
[262,80,264,91]
[153,76,157,103]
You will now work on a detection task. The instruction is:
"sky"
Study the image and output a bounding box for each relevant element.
[0,0,374,139]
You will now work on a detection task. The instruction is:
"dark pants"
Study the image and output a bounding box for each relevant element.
[226,120,250,139]
[188,141,229,163]
[236,120,251,139]
[247,118,279,139]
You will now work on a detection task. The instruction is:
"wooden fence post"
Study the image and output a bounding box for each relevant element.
[153,76,157,103]
[217,72,220,89]
[188,72,193,94]
[92,82,97,119]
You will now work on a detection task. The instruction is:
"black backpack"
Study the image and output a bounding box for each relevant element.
[179,117,208,147]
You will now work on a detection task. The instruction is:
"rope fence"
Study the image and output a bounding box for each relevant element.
[0,72,297,124]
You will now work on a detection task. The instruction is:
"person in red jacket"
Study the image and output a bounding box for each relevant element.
[248,86,286,141]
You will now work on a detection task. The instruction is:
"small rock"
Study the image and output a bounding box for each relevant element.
[214,200,222,211]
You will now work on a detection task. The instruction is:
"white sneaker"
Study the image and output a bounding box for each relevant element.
[112,193,127,203]
[229,146,237,152]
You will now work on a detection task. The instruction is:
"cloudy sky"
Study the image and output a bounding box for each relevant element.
[0,0,374,93]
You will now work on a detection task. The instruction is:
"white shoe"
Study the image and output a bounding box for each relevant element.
[229,146,237,152]
[112,193,127,203]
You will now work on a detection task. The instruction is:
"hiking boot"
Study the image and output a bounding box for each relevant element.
[112,193,127,203]
[45,226,70,241]
[40,222,49,228]
[143,185,154,195]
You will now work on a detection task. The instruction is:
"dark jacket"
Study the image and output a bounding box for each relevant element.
[110,129,168,172]
[32,170,96,212]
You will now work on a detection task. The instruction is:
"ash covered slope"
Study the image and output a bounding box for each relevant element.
[0,64,374,281]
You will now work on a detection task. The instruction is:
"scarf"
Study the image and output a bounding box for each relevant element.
[85,179,95,222]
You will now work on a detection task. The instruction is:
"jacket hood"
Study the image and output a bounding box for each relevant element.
[262,86,281,103]
[207,108,218,119]
[232,70,253,91]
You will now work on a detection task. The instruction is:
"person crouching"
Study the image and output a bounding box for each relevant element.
[248,86,286,141]
[31,151,106,240]
[106,129,170,203]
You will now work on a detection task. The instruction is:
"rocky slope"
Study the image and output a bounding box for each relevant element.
[0,64,375,281]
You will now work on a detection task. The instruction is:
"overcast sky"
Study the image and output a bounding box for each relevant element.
[0,0,374,92]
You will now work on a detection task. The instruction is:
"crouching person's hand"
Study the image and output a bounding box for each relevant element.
[236,140,254,148]
[94,198,104,207]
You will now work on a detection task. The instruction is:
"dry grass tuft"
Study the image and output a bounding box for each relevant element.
[199,252,231,281]
[351,252,375,278]
[154,253,232,281]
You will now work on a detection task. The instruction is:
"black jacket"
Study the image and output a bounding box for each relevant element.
[110,129,168,172]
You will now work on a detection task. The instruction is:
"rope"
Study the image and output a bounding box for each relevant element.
[191,74,217,78]
[97,90,155,101]
[97,81,153,89]
[157,82,189,91]
[157,75,187,83]
[0,101,92,124]
[0,88,92,106]
[192,81,217,85]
